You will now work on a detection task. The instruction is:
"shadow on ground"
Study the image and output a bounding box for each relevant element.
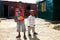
[46,20,60,31]
[53,25,60,31]
[17,35,40,40]
[17,38,21,40]
[29,35,40,40]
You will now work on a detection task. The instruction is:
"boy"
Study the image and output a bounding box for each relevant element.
[28,9,37,36]
[15,2,26,39]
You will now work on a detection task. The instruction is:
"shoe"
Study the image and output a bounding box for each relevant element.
[16,35,21,38]
[28,34,31,36]
[24,35,27,39]
[34,32,37,35]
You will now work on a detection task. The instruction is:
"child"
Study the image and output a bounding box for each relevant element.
[15,2,27,39]
[28,9,37,36]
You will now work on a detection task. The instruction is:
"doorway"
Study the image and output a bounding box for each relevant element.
[3,5,8,18]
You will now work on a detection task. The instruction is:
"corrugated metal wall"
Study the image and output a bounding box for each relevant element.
[2,1,37,18]
[53,0,60,20]
[38,0,53,20]
[38,0,60,21]
[0,1,2,17]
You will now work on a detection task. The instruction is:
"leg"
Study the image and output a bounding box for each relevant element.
[21,21,27,39]
[32,26,37,35]
[28,26,31,36]
[24,32,27,39]
[16,21,21,38]
[32,27,35,33]
[16,32,21,38]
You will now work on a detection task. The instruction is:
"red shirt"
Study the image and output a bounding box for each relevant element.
[15,8,24,22]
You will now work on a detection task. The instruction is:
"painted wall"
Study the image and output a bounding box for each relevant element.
[38,0,53,20]
[2,1,37,18]
[0,1,2,17]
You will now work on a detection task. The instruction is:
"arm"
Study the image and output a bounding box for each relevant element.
[14,8,18,22]
[21,6,24,17]
[22,9,24,17]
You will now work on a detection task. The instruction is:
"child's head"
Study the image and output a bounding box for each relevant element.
[30,9,35,16]
[18,1,23,8]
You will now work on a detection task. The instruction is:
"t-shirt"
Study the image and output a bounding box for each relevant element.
[28,15,35,27]
[15,8,24,21]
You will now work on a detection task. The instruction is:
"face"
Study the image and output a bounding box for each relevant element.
[30,11,34,16]
[19,6,22,8]
[19,3,22,8]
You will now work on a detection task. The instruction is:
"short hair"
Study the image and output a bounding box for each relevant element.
[19,1,23,4]
[17,1,23,7]
[17,1,22,5]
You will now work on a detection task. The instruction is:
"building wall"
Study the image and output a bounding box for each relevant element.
[2,1,37,18]
[0,1,2,17]
[2,1,17,18]
[38,0,53,20]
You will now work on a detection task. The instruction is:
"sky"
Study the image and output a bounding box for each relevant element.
[2,0,43,3]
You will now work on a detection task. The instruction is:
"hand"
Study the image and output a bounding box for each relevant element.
[15,19,17,22]
[28,26,30,27]
[34,25,35,26]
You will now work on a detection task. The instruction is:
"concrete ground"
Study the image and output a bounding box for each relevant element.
[0,18,60,40]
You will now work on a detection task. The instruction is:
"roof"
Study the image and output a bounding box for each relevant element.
[2,0,36,4]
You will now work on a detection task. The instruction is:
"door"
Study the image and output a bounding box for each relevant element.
[3,5,8,18]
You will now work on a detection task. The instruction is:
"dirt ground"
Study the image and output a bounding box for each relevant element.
[0,18,60,40]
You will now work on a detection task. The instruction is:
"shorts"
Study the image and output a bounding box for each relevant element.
[17,21,26,32]
[29,24,35,27]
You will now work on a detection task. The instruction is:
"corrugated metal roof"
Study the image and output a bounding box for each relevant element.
[2,0,36,4]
